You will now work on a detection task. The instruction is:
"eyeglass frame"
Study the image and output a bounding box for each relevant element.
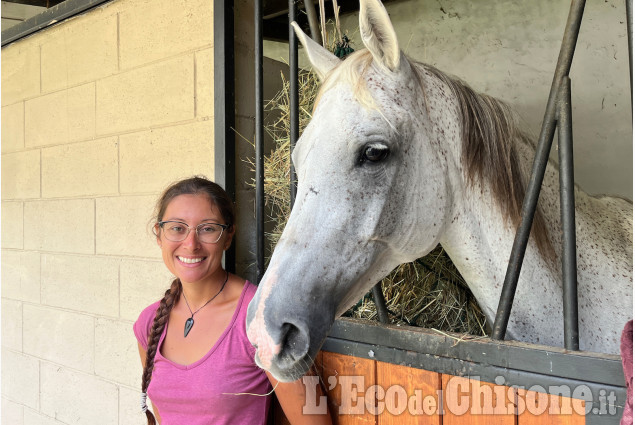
[154,220,230,244]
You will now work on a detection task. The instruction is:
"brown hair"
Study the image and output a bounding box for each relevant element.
[141,176,235,424]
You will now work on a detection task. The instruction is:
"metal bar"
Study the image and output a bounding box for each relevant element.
[627,0,633,108]
[303,0,321,44]
[289,0,299,208]
[371,284,390,324]
[1,0,112,46]
[214,0,236,273]
[557,76,580,351]
[492,0,587,341]
[330,318,625,386]
[255,0,265,283]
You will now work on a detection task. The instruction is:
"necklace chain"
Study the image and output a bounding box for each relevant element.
[181,271,229,337]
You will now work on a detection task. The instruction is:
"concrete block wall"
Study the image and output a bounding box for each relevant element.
[1,0,217,423]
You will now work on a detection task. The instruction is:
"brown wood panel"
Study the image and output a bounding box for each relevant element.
[319,351,377,425]
[517,388,585,425]
[376,361,442,425]
[442,374,516,425]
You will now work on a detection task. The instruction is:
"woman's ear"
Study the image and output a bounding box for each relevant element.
[223,226,235,251]
[153,224,162,247]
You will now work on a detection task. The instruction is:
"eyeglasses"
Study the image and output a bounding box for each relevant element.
[155,221,229,244]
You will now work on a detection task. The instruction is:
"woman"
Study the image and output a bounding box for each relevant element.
[134,176,332,425]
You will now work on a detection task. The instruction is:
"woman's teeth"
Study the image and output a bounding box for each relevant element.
[178,256,203,264]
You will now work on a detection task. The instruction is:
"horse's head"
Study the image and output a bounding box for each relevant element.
[246,0,458,381]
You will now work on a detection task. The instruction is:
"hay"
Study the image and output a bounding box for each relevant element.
[259,35,487,338]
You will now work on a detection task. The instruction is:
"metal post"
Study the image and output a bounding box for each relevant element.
[303,0,321,44]
[492,0,586,341]
[289,0,299,208]
[214,0,235,273]
[255,0,265,283]
[371,284,390,324]
[627,0,633,108]
[557,76,580,351]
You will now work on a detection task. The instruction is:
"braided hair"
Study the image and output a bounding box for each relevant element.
[140,176,234,423]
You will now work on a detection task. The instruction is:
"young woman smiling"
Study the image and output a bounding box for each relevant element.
[134,177,332,425]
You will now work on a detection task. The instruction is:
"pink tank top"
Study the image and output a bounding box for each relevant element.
[133,281,272,425]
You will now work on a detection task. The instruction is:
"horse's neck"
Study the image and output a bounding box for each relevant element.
[437,128,564,340]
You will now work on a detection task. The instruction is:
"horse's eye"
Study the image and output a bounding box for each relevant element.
[361,143,390,163]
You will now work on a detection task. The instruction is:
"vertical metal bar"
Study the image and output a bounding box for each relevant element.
[627,0,633,108]
[289,0,299,208]
[214,0,235,273]
[303,0,321,44]
[557,76,580,351]
[255,0,265,283]
[492,0,586,341]
[371,284,390,324]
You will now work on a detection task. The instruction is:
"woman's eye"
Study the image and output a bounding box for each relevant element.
[361,143,390,163]
[169,225,186,233]
[199,225,217,234]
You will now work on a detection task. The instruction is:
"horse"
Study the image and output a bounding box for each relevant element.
[246,0,633,382]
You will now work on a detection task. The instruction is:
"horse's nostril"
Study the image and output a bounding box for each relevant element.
[278,322,309,367]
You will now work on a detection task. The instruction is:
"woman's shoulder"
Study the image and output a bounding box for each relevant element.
[133,300,162,350]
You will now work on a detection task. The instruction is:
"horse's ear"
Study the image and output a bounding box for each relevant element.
[359,0,400,72]
[291,22,340,81]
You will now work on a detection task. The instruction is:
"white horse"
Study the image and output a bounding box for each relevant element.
[246,0,633,382]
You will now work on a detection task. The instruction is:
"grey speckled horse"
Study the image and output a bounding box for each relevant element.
[246,0,633,382]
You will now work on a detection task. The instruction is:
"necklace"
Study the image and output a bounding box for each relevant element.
[181,270,229,337]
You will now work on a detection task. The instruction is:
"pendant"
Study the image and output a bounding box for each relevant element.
[184,317,194,337]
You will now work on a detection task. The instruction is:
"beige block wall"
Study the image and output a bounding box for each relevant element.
[1,0,217,423]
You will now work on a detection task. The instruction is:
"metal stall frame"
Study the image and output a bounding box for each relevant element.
[251,1,630,423]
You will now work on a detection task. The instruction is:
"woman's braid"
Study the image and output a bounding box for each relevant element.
[141,278,181,425]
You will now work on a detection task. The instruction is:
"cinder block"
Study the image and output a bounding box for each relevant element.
[24,199,94,254]
[41,11,118,93]
[23,304,94,373]
[1,43,40,106]
[2,201,23,249]
[1,250,40,303]
[23,411,66,425]
[2,398,23,425]
[2,299,22,351]
[119,0,213,70]
[95,318,141,387]
[96,56,195,135]
[25,83,95,148]
[41,254,119,317]
[1,349,39,409]
[40,363,118,425]
[119,386,144,425]
[119,121,214,194]
[2,102,24,153]
[1,150,40,200]
[120,259,173,321]
[196,48,214,118]
[42,137,118,198]
[96,195,160,258]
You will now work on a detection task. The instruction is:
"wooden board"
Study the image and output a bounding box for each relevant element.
[441,374,516,425]
[517,388,585,425]
[376,360,441,425]
[320,351,377,425]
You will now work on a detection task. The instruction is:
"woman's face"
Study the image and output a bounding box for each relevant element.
[156,194,234,286]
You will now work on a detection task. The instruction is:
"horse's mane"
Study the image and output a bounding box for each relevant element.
[317,50,553,261]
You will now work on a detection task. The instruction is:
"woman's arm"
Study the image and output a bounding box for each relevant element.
[137,343,162,424]
[267,371,333,425]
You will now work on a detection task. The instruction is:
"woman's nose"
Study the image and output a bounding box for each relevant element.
[181,229,201,248]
